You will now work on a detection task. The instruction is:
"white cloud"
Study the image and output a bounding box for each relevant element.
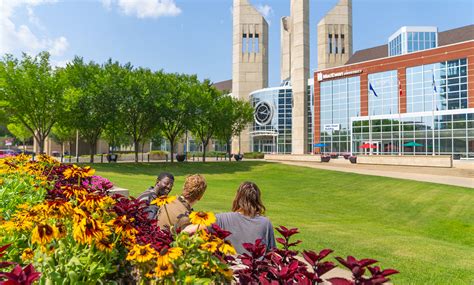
[48,37,69,56]
[51,59,71,69]
[106,0,182,19]
[256,4,273,24]
[0,0,69,56]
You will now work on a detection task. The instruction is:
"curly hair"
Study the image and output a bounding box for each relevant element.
[182,174,207,202]
[232,181,266,218]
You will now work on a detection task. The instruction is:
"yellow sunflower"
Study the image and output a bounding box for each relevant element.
[95,238,115,252]
[218,267,234,280]
[126,244,156,263]
[73,217,111,245]
[154,262,174,278]
[200,241,218,253]
[218,241,236,255]
[31,223,58,245]
[21,248,34,261]
[189,211,216,226]
[156,247,183,265]
[151,195,177,207]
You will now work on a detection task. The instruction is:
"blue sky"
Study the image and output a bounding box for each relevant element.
[2,0,473,87]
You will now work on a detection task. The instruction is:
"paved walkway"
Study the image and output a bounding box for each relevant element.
[270,160,474,188]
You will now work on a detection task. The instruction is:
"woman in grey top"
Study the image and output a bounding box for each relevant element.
[216,181,276,255]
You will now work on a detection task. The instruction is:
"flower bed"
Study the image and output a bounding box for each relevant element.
[0,155,397,284]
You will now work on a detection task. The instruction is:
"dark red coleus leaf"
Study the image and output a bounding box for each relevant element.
[211,224,232,239]
[0,244,11,258]
[275,226,299,239]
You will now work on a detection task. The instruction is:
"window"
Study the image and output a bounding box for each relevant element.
[242,34,247,53]
[341,34,345,54]
[255,34,259,53]
[328,34,333,54]
[335,34,339,54]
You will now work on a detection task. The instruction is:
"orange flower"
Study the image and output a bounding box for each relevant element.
[189,211,216,226]
[151,195,176,207]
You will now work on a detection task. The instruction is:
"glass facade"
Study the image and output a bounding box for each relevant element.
[368,70,398,116]
[389,34,402,56]
[407,58,468,113]
[250,87,293,154]
[407,32,436,53]
[351,110,474,158]
[320,76,360,154]
[307,83,314,152]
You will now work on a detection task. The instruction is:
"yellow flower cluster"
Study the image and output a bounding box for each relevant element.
[63,165,95,180]
[189,211,216,227]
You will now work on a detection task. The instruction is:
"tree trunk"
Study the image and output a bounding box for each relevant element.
[23,140,26,151]
[134,140,139,163]
[202,141,207,162]
[37,136,45,154]
[141,141,145,162]
[89,142,96,163]
[227,140,232,162]
[169,137,175,163]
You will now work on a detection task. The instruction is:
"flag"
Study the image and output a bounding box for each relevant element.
[369,83,378,97]
[399,80,403,97]
[432,72,437,93]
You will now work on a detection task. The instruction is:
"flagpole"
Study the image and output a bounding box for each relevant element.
[398,79,402,156]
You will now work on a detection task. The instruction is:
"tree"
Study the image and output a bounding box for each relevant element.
[160,73,197,162]
[63,57,112,163]
[7,122,32,150]
[215,96,254,161]
[190,80,221,162]
[118,67,162,163]
[0,52,65,153]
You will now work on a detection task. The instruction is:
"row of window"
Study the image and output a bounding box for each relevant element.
[242,33,260,53]
[327,33,346,54]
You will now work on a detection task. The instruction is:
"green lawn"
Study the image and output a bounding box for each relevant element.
[92,161,474,284]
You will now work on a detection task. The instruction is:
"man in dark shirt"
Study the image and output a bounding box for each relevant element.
[137,172,174,219]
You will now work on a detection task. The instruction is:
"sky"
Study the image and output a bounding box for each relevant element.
[1,0,473,87]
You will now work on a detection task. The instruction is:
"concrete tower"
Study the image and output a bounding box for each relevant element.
[317,0,353,69]
[232,0,269,153]
[280,16,291,82]
[290,0,310,154]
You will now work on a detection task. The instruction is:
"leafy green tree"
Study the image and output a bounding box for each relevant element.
[190,81,222,162]
[0,52,65,153]
[63,57,112,163]
[7,122,32,150]
[118,67,162,162]
[215,96,254,160]
[160,73,198,162]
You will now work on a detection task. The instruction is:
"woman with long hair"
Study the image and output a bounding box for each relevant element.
[215,181,276,255]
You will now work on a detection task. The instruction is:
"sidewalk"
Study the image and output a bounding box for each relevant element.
[270,160,474,188]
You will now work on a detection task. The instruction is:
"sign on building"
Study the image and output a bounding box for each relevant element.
[324,124,340,131]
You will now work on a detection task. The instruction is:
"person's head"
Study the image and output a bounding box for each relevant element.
[232,182,266,218]
[155,172,175,195]
[181,174,207,203]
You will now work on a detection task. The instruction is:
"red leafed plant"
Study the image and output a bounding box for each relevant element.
[327,256,399,285]
[0,244,41,285]
[232,226,398,285]
[233,226,336,284]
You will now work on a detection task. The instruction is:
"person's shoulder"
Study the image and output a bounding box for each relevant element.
[216,212,240,221]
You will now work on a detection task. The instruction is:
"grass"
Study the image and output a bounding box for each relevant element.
[92,161,474,284]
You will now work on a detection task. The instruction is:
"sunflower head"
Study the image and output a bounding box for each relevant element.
[154,262,174,278]
[189,211,216,227]
[151,195,176,207]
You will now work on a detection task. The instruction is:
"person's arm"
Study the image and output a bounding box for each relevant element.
[182,224,200,234]
[266,220,277,251]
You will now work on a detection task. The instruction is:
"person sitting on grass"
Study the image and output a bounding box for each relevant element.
[137,172,174,219]
[184,181,276,255]
[157,174,207,230]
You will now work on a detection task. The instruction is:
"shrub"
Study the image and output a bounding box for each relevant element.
[243,152,265,159]
[149,150,169,156]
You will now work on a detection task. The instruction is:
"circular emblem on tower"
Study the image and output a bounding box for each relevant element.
[254,101,273,126]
